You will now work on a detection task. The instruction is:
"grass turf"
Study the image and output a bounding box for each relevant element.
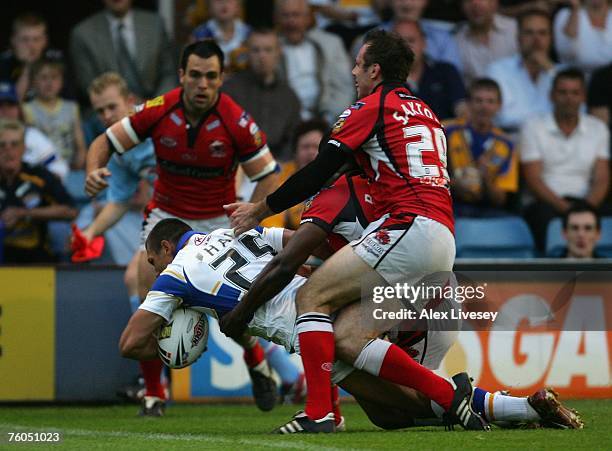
[0,400,608,450]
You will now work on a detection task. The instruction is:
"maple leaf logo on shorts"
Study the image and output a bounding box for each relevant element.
[374,229,391,245]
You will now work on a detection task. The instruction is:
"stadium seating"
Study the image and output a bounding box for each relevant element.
[545,218,565,257]
[455,216,536,258]
[596,217,612,257]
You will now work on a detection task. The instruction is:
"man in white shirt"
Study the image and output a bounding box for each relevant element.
[486,9,560,134]
[276,0,354,123]
[520,68,610,251]
[454,0,518,84]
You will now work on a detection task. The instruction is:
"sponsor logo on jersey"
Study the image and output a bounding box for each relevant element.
[206,119,220,131]
[249,123,259,135]
[194,235,206,246]
[159,323,173,340]
[192,315,206,347]
[133,103,144,113]
[331,118,346,134]
[209,140,226,157]
[350,101,366,110]
[328,139,341,147]
[396,92,417,100]
[170,112,183,126]
[303,196,314,211]
[252,130,263,147]
[238,111,250,128]
[145,95,165,108]
[339,108,352,119]
[160,136,177,148]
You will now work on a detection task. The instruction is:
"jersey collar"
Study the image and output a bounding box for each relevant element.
[175,231,200,255]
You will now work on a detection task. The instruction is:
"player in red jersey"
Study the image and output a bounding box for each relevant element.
[225,30,488,432]
[85,40,280,416]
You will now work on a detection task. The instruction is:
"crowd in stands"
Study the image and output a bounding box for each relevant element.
[1,0,611,263]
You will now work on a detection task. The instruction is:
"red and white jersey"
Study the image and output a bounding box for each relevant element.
[106,88,277,219]
[328,83,454,233]
[300,173,377,252]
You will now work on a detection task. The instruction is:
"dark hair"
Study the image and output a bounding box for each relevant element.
[562,201,601,231]
[469,78,502,102]
[146,218,193,253]
[12,12,47,34]
[362,29,414,83]
[517,8,551,31]
[292,118,329,151]
[31,58,64,78]
[552,67,585,90]
[180,39,225,72]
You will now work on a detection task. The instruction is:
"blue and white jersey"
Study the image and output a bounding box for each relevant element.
[107,139,156,203]
[139,227,298,322]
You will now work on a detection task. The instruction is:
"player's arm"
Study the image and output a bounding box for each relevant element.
[85,117,141,196]
[119,309,165,360]
[226,141,350,234]
[82,202,130,241]
[219,223,328,339]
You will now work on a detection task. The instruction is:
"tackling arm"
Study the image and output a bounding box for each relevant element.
[219,223,328,339]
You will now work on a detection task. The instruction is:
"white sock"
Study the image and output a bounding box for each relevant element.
[485,392,539,422]
[353,338,392,376]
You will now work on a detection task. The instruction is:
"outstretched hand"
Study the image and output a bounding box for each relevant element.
[85,167,111,197]
[219,308,249,340]
[223,201,269,235]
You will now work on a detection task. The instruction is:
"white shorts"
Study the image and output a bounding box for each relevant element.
[331,329,458,385]
[351,215,455,284]
[140,208,230,250]
[247,276,306,352]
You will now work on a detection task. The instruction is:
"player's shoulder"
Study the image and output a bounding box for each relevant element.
[135,87,181,115]
[216,92,244,118]
[442,118,467,134]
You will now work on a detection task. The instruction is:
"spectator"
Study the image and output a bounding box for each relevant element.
[70,0,176,102]
[588,61,612,130]
[223,29,302,161]
[22,59,87,170]
[0,119,76,263]
[276,0,354,122]
[191,0,251,72]
[521,68,610,251]
[394,19,467,120]
[454,0,518,84]
[0,82,68,181]
[553,0,612,76]
[486,8,560,133]
[561,202,603,258]
[445,78,518,217]
[0,13,67,102]
[260,119,328,229]
[373,0,462,70]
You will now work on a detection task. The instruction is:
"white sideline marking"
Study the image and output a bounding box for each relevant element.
[0,423,352,451]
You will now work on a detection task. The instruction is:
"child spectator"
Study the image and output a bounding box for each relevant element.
[23,59,87,170]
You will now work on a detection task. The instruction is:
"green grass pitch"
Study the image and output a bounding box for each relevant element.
[0,400,608,450]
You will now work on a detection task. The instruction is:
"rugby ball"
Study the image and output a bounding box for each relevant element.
[157,307,209,369]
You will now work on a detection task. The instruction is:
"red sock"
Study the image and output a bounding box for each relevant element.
[140,358,165,399]
[331,384,342,426]
[297,312,335,420]
[379,344,454,410]
[243,341,265,368]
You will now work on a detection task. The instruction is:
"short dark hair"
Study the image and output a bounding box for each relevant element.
[552,67,585,90]
[146,218,193,253]
[469,78,502,102]
[362,29,414,83]
[180,39,225,72]
[562,201,601,231]
[517,8,551,31]
[292,118,329,151]
[12,12,47,34]
[31,58,64,79]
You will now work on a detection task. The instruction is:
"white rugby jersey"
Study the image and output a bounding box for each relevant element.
[140,227,288,321]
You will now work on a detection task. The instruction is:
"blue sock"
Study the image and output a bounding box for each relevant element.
[472,387,487,418]
[258,338,300,386]
[129,294,140,314]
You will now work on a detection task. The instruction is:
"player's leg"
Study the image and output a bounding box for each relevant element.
[234,333,277,411]
[136,209,168,416]
[258,339,304,404]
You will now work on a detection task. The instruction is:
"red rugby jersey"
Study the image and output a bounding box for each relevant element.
[120,88,271,219]
[328,82,454,233]
[300,173,376,252]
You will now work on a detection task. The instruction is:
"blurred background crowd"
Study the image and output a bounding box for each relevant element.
[0,0,611,263]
